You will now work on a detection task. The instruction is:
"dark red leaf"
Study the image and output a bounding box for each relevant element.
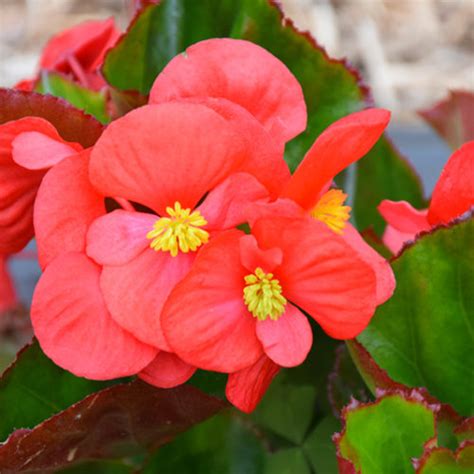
[0,380,226,473]
[418,90,474,149]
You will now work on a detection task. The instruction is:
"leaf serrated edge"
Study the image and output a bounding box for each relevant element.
[333,389,440,473]
[413,440,474,472]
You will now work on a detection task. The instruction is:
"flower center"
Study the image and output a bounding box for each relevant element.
[243,267,287,321]
[311,189,351,234]
[146,201,209,257]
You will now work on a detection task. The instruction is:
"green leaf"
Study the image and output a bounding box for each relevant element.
[251,372,317,445]
[103,0,424,231]
[415,444,474,473]
[357,218,474,416]
[335,392,437,474]
[36,71,110,124]
[303,415,340,474]
[142,413,265,474]
[264,448,311,474]
[0,341,113,442]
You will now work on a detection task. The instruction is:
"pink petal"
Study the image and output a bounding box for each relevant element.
[178,97,289,197]
[226,355,280,413]
[162,230,263,373]
[342,224,395,305]
[139,352,197,389]
[378,200,430,233]
[34,150,105,269]
[282,109,391,210]
[256,303,312,367]
[239,234,283,273]
[197,172,269,231]
[31,252,158,379]
[150,38,306,144]
[87,210,157,266]
[12,131,80,170]
[100,249,194,351]
[253,217,377,340]
[382,224,415,255]
[428,141,474,225]
[89,103,248,215]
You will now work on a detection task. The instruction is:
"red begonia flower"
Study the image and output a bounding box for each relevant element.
[32,101,271,384]
[379,141,474,254]
[149,38,307,145]
[17,18,119,91]
[0,117,82,254]
[0,254,17,314]
[162,218,378,374]
[250,109,395,305]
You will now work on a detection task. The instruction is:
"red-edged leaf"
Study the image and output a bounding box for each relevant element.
[418,90,474,149]
[414,441,474,473]
[0,379,226,473]
[0,89,103,147]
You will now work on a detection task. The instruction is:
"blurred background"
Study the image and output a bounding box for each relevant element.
[1,0,473,116]
[0,0,473,322]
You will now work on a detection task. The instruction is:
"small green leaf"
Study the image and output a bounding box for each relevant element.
[336,392,437,474]
[358,218,474,416]
[303,415,340,474]
[36,71,110,124]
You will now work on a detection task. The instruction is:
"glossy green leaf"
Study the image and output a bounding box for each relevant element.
[336,392,437,474]
[36,71,110,124]
[103,0,424,231]
[416,444,474,474]
[142,413,265,474]
[358,218,474,416]
[303,415,340,474]
[0,341,114,443]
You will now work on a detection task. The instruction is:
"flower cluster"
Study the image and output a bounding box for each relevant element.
[2,38,398,412]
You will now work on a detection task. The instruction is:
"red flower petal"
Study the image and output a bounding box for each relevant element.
[12,131,81,170]
[40,18,119,73]
[239,234,283,273]
[281,109,390,210]
[139,352,197,389]
[428,141,474,225]
[150,38,306,144]
[378,200,429,233]
[87,210,157,266]
[173,97,290,196]
[226,355,280,413]
[100,249,194,351]
[342,224,395,305]
[162,230,263,373]
[256,303,312,367]
[0,117,72,253]
[34,150,105,269]
[90,103,248,215]
[31,252,158,379]
[197,172,269,231]
[253,217,377,339]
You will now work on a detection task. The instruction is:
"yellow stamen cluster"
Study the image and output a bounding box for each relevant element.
[311,189,351,234]
[147,202,209,257]
[243,267,287,321]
